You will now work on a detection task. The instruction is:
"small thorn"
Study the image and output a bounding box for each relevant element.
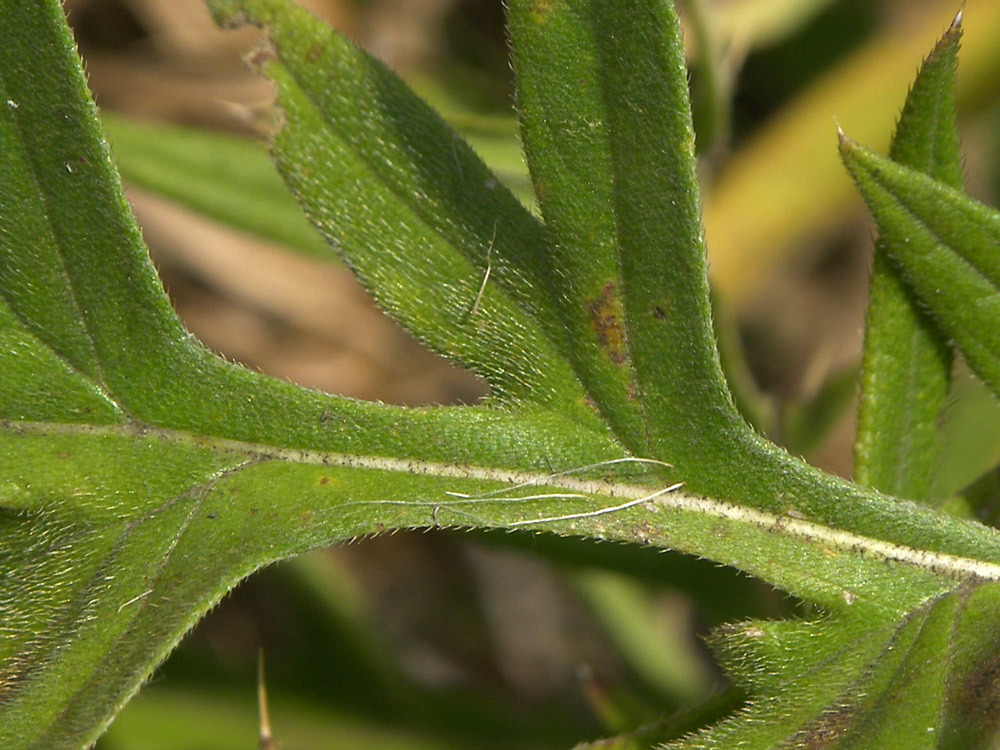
[258,651,276,750]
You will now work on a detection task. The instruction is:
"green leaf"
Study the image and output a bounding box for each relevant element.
[839,136,1000,402]
[0,1,623,743]
[503,0,878,548]
[208,0,597,421]
[205,0,1000,586]
[507,0,743,461]
[853,15,963,502]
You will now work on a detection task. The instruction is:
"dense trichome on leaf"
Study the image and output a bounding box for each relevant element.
[4,2,1000,750]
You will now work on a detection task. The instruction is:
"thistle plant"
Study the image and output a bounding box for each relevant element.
[3,1,1000,748]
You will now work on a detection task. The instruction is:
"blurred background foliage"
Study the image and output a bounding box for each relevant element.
[62,0,1000,747]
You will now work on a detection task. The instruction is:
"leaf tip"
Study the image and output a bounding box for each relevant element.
[951,3,965,32]
[834,119,851,150]
[835,126,867,182]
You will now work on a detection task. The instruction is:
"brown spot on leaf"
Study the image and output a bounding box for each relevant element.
[651,305,667,321]
[793,703,856,749]
[630,521,654,544]
[306,44,322,63]
[585,281,626,365]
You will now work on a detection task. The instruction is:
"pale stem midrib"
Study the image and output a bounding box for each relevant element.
[7,420,1000,583]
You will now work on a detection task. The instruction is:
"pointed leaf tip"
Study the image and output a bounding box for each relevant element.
[837,128,856,155]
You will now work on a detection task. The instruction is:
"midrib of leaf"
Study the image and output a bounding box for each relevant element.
[8,419,1000,596]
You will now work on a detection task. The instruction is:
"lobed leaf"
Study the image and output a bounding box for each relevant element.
[195,0,1000,583]
[7,1,1000,747]
[0,1,624,742]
